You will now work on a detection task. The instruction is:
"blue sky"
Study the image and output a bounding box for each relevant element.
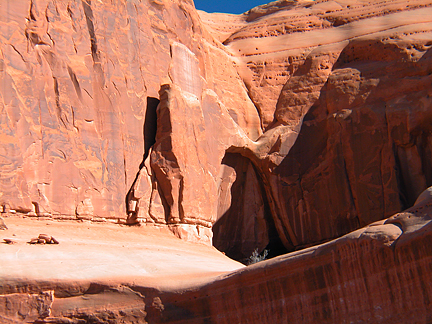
[194,0,269,14]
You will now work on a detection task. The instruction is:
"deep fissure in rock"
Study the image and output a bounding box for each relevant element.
[125,96,160,223]
[142,97,160,165]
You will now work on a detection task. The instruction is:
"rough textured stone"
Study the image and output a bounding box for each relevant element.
[0,216,244,323]
[1,0,432,322]
[0,0,260,244]
[1,0,432,257]
[2,198,432,323]
[201,0,432,254]
[143,201,432,324]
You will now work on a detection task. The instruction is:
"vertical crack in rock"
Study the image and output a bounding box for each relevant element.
[8,44,26,63]
[66,4,76,32]
[178,177,185,223]
[52,76,66,128]
[25,1,42,47]
[126,97,160,224]
[67,66,83,102]
[335,114,361,230]
[29,0,36,21]
[393,144,410,210]
[81,0,104,86]
[81,0,99,63]
[143,98,159,164]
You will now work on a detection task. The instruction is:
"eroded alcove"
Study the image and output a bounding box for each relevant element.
[213,152,287,263]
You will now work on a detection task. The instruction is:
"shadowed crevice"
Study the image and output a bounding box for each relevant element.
[213,152,287,263]
[81,0,99,63]
[125,97,160,224]
[142,97,159,166]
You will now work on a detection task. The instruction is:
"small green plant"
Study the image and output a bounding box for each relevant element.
[248,248,269,265]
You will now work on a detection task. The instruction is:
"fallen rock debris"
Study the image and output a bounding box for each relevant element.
[28,234,59,245]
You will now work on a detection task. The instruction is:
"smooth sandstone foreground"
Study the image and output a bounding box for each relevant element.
[1,0,432,322]
[1,198,432,323]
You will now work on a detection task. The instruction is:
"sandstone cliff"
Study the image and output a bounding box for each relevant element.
[0,0,260,246]
[1,0,432,323]
[204,0,432,259]
[0,0,431,255]
[2,0,431,261]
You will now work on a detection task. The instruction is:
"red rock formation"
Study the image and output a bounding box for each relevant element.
[2,194,432,323]
[142,199,432,324]
[1,0,432,258]
[0,0,260,244]
[1,0,432,322]
[203,0,432,257]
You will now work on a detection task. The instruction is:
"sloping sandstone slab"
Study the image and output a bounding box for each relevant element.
[2,196,432,323]
[0,215,244,323]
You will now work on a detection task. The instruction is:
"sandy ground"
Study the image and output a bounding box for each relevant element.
[0,215,244,291]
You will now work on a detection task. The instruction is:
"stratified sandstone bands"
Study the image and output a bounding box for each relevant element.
[144,204,432,324]
[2,0,432,258]
[2,197,432,323]
[0,216,244,323]
[1,0,432,272]
[201,0,432,258]
[1,0,432,322]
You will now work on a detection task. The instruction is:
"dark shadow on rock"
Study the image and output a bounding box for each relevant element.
[125,97,160,224]
[142,97,159,166]
[271,41,432,246]
[213,152,287,263]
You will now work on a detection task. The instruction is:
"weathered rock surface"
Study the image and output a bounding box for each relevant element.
[1,0,432,257]
[2,195,432,323]
[142,198,432,324]
[1,0,432,322]
[0,215,244,323]
[202,0,432,257]
[0,0,260,244]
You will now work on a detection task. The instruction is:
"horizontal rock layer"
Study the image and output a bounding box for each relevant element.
[201,0,432,257]
[1,0,432,322]
[2,197,432,323]
[144,200,432,323]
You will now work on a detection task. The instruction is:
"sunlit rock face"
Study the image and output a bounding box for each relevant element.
[0,0,260,245]
[1,0,432,258]
[2,0,432,323]
[200,0,432,258]
[146,201,432,324]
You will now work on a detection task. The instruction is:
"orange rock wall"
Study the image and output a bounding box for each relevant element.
[1,0,432,257]
[204,0,432,257]
[145,204,432,323]
[0,0,260,239]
